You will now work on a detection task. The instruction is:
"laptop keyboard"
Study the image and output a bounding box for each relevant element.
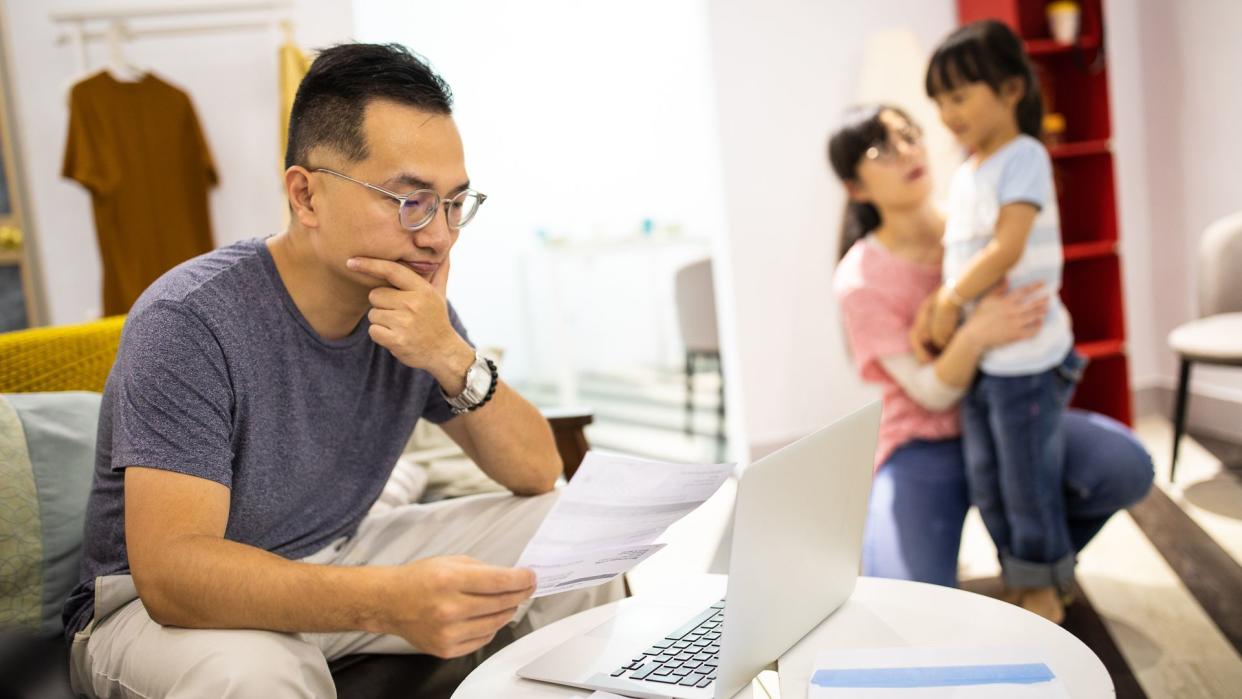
[609,598,725,689]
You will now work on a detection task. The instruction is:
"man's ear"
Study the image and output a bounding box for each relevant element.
[285,166,319,229]
[845,180,871,204]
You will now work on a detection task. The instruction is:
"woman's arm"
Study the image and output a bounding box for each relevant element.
[879,321,991,411]
[885,282,1048,411]
[878,353,966,412]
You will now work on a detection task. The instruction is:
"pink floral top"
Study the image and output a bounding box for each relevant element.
[834,238,961,467]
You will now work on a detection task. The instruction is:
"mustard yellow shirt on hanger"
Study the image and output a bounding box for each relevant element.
[62,73,217,316]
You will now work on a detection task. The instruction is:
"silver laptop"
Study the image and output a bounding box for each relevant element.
[518,401,880,698]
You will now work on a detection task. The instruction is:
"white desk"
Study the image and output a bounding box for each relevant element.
[454,575,1113,698]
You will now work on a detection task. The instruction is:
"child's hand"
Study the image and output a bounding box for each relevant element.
[910,294,937,363]
[929,286,963,348]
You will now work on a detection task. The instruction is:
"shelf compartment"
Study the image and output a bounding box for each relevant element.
[1070,352,1132,425]
[1060,254,1125,345]
[1034,53,1112,142]
[1053,151,1118,247]
[958,0,1104,45]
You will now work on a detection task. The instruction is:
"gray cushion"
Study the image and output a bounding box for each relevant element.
[0,392,100,637]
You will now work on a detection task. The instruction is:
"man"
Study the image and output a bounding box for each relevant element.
[65,43,621,697]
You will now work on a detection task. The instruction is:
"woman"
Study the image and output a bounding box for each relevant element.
[828,105,1153,589]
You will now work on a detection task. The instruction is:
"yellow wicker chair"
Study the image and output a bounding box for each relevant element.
[0,318,124,698]
[0,316,125,394]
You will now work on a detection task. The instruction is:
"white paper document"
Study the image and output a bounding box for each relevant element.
[522,543,666,597]
[516,451,733,597]
[809,646,1070,698]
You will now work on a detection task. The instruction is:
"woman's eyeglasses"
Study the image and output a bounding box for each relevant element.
[864,126,924,163]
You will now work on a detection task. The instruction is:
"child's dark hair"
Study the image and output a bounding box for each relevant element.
[925,20,1043,139]
[826,104,915,260]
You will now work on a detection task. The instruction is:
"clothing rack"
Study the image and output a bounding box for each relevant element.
[50,1,295,74]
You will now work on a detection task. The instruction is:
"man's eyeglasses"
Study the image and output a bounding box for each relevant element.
[314,168,488,231]
[864,126,924,163]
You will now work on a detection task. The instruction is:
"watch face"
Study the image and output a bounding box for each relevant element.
[465,355,492,399]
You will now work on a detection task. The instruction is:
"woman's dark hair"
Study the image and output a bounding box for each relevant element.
[285,43,454,170]
[925,19,1043,139]
[826,104,914,260]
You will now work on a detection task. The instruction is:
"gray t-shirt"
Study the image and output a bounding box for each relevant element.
[63,237,468,641]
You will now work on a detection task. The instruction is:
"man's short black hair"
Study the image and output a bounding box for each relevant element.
[284,43,453,170]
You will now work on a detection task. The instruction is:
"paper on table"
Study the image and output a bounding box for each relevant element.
[809,646,1070,698]
[517,451,733,598]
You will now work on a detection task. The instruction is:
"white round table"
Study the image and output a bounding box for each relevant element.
[454,575,1113,698]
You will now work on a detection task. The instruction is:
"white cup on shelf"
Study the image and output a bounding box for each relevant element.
[1047,0,1082,45]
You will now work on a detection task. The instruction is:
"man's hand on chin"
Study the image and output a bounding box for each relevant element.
[346,255,471,392]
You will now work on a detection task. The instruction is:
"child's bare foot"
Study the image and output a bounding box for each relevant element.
[999,585,1023,605]
[1020,586,1065,625]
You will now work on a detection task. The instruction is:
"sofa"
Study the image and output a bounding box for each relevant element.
[0,317,593,698]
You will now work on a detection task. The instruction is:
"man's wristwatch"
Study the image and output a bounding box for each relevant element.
[442,351,498,416]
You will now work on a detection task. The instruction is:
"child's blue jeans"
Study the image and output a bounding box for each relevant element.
[961,350,1087,589]
[861,409,1153,587]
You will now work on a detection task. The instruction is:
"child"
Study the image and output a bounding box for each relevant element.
[919,20,1085,623]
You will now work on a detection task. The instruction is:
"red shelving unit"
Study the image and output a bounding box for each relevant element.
[1048,139,1110,159]
[1024,35,1100,56]
[1063,240,1116,262]
[958,0,1133,425]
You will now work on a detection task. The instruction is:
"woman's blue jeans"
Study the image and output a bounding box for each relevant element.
[861,409,1153,588]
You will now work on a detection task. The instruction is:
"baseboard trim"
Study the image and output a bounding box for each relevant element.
[1134,383,1242,443]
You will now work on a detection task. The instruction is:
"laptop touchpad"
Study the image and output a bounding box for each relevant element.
[586,603,703,641]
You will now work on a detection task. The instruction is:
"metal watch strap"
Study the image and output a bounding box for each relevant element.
[443,352,498,416]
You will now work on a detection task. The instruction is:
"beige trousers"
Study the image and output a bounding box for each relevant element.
[69,490,624,698]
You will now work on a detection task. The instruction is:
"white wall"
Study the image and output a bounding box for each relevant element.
[1102,0,1160,390]
[351,1,734,394]
[704,0,957,453]
[1106,0,1242,412]
[3,0,353,325]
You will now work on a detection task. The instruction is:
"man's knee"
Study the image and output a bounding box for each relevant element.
[174,632,334,698]
[520,488,560,516]
[83,608,333,699]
